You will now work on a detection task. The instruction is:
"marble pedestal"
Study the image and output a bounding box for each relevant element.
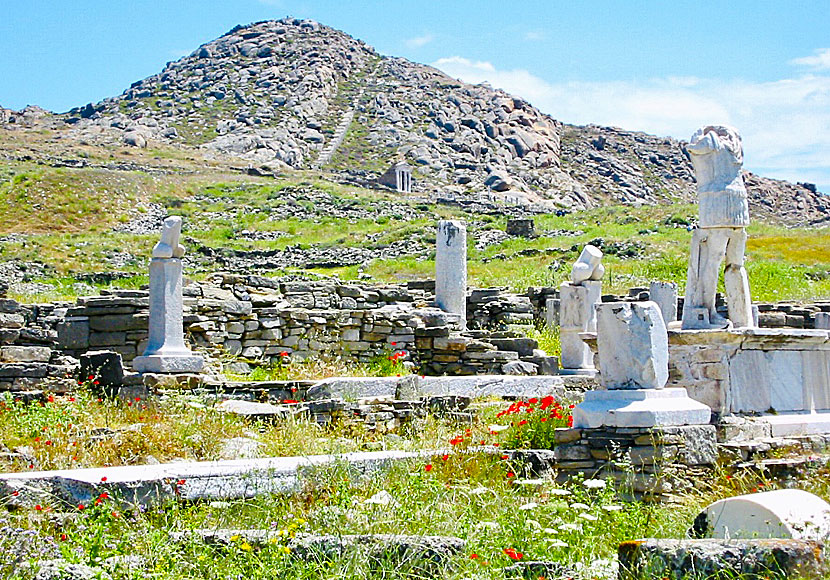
[133,258,204,374]
[573,388,712,428]
[559,280,601,374]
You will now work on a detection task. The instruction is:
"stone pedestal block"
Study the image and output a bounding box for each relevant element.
[435,220,467,329]
[816,312,830,330]
[573,388,711,428]
[597,301,668,389]
[133,258,204,374]
[559,280,601,371]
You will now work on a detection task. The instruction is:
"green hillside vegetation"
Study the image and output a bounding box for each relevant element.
[1,165,827,304]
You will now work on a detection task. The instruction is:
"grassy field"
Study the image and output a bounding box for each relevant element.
[1,388,809,579]
[1,159,828,305]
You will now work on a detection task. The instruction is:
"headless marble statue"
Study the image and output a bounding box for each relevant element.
[152,216,186,258]
[681,125,754,329]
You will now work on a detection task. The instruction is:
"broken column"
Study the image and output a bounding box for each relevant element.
[649,281,678,324]
[573,301,711,428]
[559,245,603,375]
[435,220,467,329]
[133,216,204,374]
[693,489,830,541]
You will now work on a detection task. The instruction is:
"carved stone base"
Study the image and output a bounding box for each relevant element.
[573,387,711,428]
[133,354,204,374]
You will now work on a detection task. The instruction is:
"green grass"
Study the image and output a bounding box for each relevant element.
[4,388,824,579]
[1,170,827,304]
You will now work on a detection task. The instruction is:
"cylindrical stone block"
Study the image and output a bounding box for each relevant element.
[435,220,467,328]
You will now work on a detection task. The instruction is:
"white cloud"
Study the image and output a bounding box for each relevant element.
[406,34,434,49]
[790,48,830,71]
[433,56,830,191]
[523,31,545,41]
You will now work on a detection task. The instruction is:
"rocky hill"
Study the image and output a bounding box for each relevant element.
[3,17,829,225]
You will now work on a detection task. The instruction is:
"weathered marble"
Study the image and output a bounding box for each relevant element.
[133,217,204,374]
[596,302,668,390]
[574,301,710,428]
[559,280,601,372]
[694,489,830,541]
[667,328,830,421]
[682,125,753,330]
[435,220,467,329]
[649,281,678,324]
[570,244,604,284]
[573,388,711,428]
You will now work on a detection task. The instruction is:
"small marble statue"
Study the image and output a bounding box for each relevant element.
[152,216,186,258]
[133,216,203,374]
[681,125,754,330]
[570,244,605,284]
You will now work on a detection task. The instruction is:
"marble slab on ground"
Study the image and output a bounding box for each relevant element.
[0,450,427,508]
[307,375,597,400]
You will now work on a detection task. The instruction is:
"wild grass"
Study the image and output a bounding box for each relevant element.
[3,393,816,579]
[1,170,827,304]
[1,387,826,579]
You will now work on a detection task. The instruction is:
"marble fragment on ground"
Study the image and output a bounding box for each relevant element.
[692,489,830,541]
[0,450,428,508]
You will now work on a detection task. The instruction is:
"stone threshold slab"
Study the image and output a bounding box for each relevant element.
[0,450,428,508]
[307,374,597,400]
[752,412,830,437]
[669,327,830,349]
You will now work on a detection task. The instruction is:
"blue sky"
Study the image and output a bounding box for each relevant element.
[2,1,829,191]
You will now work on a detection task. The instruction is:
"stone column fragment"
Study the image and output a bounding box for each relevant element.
[649,281,678,324]
[435,220,467,329]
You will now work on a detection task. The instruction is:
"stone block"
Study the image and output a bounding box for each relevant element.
[693,489,830,541]
[573,388,711,429]
[88,314,147,332]
[0,312,25,328]
[619,538,826,580]
[0,328,20,344]
[89,331,127,347]
[649,281,678,324]
[0,346,52,363]
[57,317,89,349]
[0,363,49,378]
[597,301,668,389]
[79,350,124,388]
